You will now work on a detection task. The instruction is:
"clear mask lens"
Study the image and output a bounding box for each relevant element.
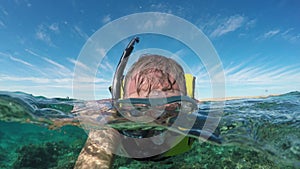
[114,96,198,125]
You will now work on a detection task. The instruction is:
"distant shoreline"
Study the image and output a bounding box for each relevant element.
[198,94,280,102]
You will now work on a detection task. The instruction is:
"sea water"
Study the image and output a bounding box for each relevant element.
[0,91,299,169]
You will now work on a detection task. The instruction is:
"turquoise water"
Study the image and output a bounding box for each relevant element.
[0,91,299,168]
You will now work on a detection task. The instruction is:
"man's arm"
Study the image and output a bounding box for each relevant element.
[74,128,120,169]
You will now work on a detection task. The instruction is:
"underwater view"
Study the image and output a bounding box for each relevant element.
[0,91,299,169]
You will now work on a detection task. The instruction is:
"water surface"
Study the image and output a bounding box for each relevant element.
[0,91,299,168]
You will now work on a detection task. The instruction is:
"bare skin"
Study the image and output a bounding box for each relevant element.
[74,128,120,169]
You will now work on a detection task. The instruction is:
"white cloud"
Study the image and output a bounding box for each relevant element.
[25,48,40,57]
[104,61,113,71]
[41,57,73,78]
[245,19,256,30]
[0,52,34,67]
[74,25,89,40]
[73,76,109,83]
[95,77,110,83]
[195,60,300,97]
[36,25,54,46]
[210,15,245,38]
[257,28,300,43]
[0,75,51,83]
[281,28,294,36]
[42,57,66,70]
[0,20,6,28]
[226,63,300,86]
[0,74,75,98]
[281,28,300,43]
[263,29,280,39]
[36,30,48,40]
[142,20,154,30]
[225,64,300,97]
[35,23,61,46]
[96,47,107,57]
[36,56,71,77]
[138,13,168,30]
[0,7,8,16]
[9,56,34,67]
[24,49,75,77]
[154,14,167,27]
[224,62,244,75]
[99,61,114,72]
[67,57,90,71]
[49,23,59,33]
[102,15,111,24]
[150,3,171,13]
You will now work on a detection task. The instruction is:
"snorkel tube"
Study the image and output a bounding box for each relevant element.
[112,37,139,101]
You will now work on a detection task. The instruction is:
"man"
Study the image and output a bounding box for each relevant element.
[74,54,191,169]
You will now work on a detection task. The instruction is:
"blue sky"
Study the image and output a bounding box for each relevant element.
[0,0,299,99]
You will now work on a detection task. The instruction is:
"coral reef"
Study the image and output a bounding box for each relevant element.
[112,142,282,169]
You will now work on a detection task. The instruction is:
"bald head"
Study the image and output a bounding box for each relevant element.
[124,55,186,98]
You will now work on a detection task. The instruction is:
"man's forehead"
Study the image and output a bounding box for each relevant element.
[130,68,178,78]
